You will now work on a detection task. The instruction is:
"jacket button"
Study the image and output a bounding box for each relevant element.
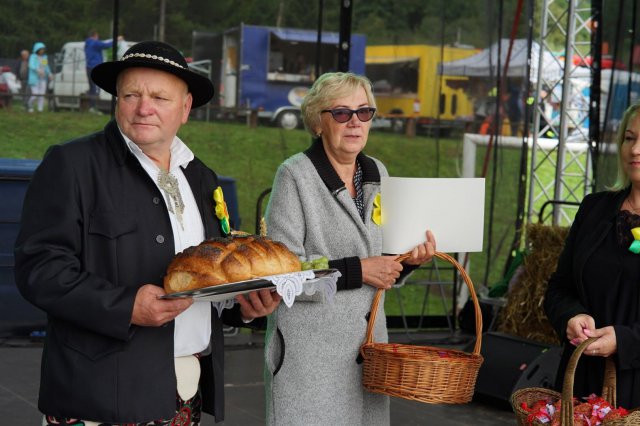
[156,235,165,244]
[153,197,161,205]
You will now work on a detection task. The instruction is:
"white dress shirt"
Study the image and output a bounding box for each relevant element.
[122,131,212,357]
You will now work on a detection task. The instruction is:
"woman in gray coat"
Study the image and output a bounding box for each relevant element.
[264,72,436,425]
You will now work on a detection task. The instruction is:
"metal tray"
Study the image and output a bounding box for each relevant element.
[160,268,337,302]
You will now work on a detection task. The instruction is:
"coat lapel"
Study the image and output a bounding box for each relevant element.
[304,139,381,240]
[182,161,221,239]
[574,189,627,303]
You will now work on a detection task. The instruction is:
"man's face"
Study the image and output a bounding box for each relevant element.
[115,67,193,150]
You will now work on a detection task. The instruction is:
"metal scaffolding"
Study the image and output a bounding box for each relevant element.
[528,0,597,226]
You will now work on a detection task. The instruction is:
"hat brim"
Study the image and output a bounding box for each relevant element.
[91,60,214,108]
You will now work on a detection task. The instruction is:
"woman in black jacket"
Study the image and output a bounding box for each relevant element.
[544,103,640,409]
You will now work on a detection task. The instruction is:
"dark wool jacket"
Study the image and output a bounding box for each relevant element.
[14,120,246,423]
[544,189,640,399]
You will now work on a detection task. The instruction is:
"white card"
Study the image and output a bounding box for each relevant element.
[381,177,485,254]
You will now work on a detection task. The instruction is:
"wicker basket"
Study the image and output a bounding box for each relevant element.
[359,251,484,404]
[511,337,640,425]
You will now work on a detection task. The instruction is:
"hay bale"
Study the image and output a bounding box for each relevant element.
[496,223,569,345]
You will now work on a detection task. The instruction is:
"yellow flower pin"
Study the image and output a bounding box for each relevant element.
[213,186,231,235]
[630,227,640,254]
[372,193,382,225]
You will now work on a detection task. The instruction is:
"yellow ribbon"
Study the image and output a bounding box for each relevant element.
[213,186,231,235]
[630,227,640,254]
[372,193,382,225]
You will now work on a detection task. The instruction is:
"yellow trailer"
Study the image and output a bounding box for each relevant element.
[365,45,479,134]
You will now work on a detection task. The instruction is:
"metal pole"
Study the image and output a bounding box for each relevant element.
[527,0,549,224]
[315,0,323,79]
[110,0,119,117]
[158,0,166,42]
[553,0,576,225]
[590,0,602,192]
[337,0,352,72]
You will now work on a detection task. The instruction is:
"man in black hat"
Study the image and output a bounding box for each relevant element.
[15,41,281,425]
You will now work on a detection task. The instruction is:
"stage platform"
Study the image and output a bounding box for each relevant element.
[0,330,516,425]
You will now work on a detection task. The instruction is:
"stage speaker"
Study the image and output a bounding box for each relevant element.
[465,331,562,409]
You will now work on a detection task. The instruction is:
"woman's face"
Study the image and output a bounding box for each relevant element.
[317,86,372,161]
[622,112,640,186]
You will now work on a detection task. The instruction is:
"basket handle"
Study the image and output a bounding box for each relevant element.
[359,251,483,358]
[560,337,617,425]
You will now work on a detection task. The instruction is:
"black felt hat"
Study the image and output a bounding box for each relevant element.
[91,40,214,108]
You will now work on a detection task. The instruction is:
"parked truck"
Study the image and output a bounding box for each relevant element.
[365,45,479,135]
[192,24,366,129]
[51,40,135,111]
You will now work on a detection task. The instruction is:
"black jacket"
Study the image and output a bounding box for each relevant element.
[15,120,245,423]
[544,188,640,406]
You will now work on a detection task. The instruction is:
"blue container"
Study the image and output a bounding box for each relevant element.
[0,158,240,336]
[218,176,241,230]
[0,158,46,336]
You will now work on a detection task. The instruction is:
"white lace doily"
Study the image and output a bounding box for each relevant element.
[211,269,341,315]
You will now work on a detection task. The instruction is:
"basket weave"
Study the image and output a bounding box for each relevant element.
[511,337,640,425]
[359,251,484,404]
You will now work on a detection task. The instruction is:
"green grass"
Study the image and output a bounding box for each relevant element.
[0,107,527,321]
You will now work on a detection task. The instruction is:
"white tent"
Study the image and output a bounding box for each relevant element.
[439,39,563,83]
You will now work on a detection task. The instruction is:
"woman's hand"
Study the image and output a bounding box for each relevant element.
[403,230,436,266]
[566,314,617,357]
[584,326,617,357]
[566,313,595,346]
[361,256,404,289]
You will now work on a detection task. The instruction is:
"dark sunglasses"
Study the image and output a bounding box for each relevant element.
[321,107,376,123]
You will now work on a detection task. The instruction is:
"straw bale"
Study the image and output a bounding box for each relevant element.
[496,223,569,345]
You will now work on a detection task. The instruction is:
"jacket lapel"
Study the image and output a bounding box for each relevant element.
[574,190,627,303]
[304,139,381,238]
[182,161,220,239]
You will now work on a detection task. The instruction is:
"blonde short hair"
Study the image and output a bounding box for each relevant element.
[613,103,640,190]
[301,72,376,136]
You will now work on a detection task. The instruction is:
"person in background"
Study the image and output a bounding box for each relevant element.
[506,82,523,137]
[15,40,280,425]
[544,102,640,409]
[264,71,436,425]
[27,42,51,113]
[84,29,124,113]
[16,49,30,110]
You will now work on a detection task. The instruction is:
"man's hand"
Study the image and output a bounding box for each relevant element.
[235,288,282,322]
[131,284,193,327]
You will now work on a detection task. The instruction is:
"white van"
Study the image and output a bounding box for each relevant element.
[51,40,134,111]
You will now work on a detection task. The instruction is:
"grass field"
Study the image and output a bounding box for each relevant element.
[0,107,530,320]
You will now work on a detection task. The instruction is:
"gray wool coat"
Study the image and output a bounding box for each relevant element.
[264,140,391,426]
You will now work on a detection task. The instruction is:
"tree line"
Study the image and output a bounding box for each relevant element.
[2,0,531,59]
[4,1,631,68]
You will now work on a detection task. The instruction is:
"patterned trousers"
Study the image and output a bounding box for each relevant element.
[43,355,202,426]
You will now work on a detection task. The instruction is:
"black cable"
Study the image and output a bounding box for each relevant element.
[589,0,602,191]
[434,0,446,176]
[602,2,625,145]
[505,0,533,277]
[627,0,637,107]
[313,0,324,146]
[483,0,505,288]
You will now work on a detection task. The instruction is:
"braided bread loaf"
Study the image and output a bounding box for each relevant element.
[164,235,301,294]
